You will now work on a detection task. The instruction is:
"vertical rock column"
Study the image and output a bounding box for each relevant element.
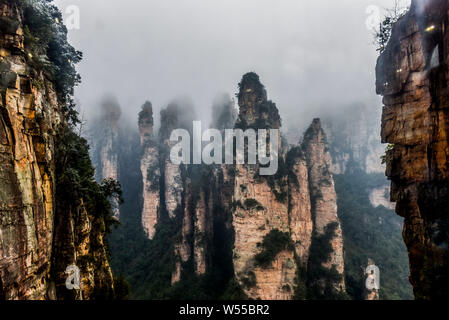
[287,148,313,268]
[193,188,210,275]
[138,102,160,239]
[159,102,190,219]
[231,73,296,300]
[98,98,121,219]
[171,176,214,283]
[172,179,193,284]
[302,119,346,292]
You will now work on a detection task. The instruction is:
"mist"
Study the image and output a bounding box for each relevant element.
[53,0,410,134]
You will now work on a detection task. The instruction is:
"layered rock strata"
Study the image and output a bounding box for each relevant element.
[376,0,449,299]
[139,101,160,239]
[0,0,114,300]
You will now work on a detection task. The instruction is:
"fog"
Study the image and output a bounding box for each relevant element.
[53,0,409,133]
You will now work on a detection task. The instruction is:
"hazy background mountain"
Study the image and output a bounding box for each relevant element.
[54,0,409,133]
[49,0,413,299]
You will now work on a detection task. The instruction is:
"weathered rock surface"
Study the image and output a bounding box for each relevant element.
[140,73,346,299]
[51,198,114,300]
[98,98,121,219]
[376,0,449,299]
[231,73,296,299]
[232,165,292,299]
[159,101,194,219]
[0,4,57,298]
[163,160,183,219]
[193,187,212,275]
[139,102,160,239]
[171,174,215,283]
[172,179,193,284]
[288,151,313,267]
[245,250,297,300]
[0,1,113,300]
[302,119,345,292]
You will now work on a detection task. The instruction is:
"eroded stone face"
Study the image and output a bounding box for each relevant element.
[0,3,58,299]
[146,73,347,300]
[230,75,346,299]
[0,2,113,300]
[288,156,313,267]
[376,0,449,299]
[100,131,120,218]
[232,164,293,299]
[302,119,345,292]
[139,102,160,239]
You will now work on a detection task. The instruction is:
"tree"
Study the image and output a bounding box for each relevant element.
[374,0,409,53]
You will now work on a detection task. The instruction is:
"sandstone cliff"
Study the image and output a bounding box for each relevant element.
[0,0,114,300]
[287,148,313,269]
[139,101,160,239]
[302,119,345,292]
[172,171,215,282]
[376,0,449,299]
[134,73,347,299]
[90,97,121,219]
[159,100,195,219]
[230,73,293,299]
[230,73,345,299]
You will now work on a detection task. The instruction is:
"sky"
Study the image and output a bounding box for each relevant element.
[53,0,410,133]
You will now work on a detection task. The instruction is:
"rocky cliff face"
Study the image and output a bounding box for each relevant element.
[138,99,192,238]
[231,73,295,299]
[132,73,347,299]
[230,73,345,299]
[93,98,121,219]
[302,119,345,292]
[0,0,114,300]
[376,0,449,299]
[287,150,313,268]
[0,2,58,298]
[232,164,294,299]
[139,101,160,239]
[159,101,194,219]
[171,178,193,284]
[172,174,214,284]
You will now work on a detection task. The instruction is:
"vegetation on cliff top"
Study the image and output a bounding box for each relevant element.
[21,0,82,123]
[254,229,294,269]
[237,72,265,101]
[373,0,409,53]
[55,127,123,233]
[235,72,281,130]
[20,0,126,298]
[138,101,154,128]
